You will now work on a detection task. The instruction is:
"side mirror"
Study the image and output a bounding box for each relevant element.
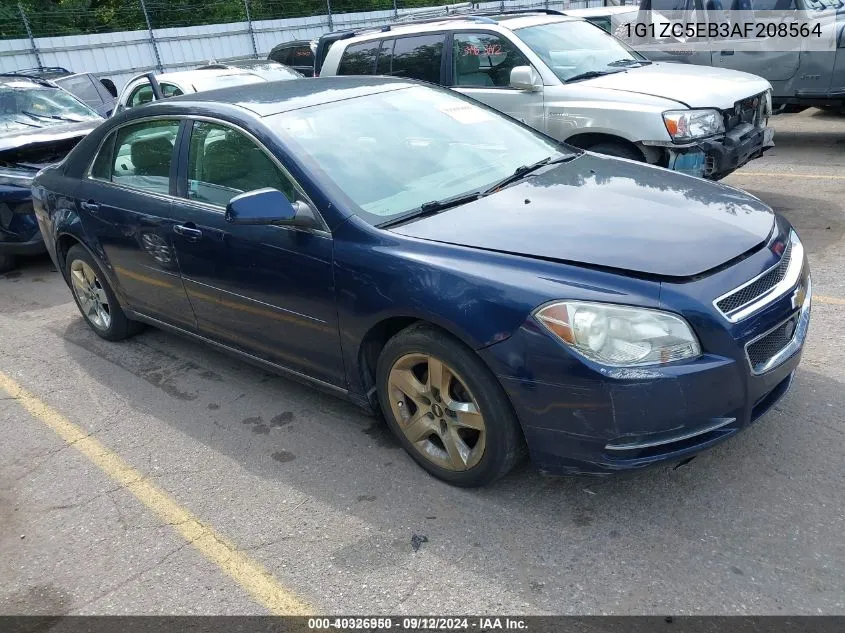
[225,188,321,230]
[509,66,542,92]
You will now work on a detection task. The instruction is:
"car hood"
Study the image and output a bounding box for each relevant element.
[0,119,100,154]
[580,62,771,109]
[389,153,775,279]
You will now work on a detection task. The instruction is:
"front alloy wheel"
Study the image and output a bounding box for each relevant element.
[388,353,486,472]
[70,259,111,331]
[376,323,525,487]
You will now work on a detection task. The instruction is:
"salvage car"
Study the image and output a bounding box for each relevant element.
[318,9,774,179]
[11,67,117,117]
[197,60,303,81]
[33,78,810,486]
[268,39,318,76]
[113,67,276,115]
[0,74,102,272]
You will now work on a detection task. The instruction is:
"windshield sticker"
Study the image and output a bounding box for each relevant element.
[462,44,502,56]
[437,104,494,124]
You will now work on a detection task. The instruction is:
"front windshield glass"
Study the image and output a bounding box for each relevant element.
[0,84,100,134]
[267,86,567,224]
[517,20,645,82]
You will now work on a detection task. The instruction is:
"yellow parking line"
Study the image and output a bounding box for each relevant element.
[731,172,845,180]
[0,371,311,616]
[815,295,845,306]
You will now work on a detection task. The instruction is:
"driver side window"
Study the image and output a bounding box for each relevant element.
[186,121,297,207]
[452,33,530,88]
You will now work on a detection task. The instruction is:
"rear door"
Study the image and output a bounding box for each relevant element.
[449,31,545,131]
[75,117,196,330]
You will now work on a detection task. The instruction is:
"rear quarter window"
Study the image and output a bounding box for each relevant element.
[337,41,380,74]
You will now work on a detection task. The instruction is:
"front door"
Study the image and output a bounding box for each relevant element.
[449,32,546,132]
[169,120,345,387]
[76,118,196,330]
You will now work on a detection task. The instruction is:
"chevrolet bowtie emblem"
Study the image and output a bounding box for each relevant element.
[791,284,807,310]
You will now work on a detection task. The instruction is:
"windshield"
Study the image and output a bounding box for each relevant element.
[0,84,100,134]
[267,86,567,224]
[517,20,645,82]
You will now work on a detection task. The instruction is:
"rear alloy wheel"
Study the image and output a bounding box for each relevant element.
[70,259,112,332]
[65,244,142,341]
[376,324,525,487]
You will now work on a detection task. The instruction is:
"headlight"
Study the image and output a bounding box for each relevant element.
[534,301,701,367]
[663,109,724,142]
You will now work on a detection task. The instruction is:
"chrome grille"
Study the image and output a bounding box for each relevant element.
[717,241,792,315]
[746,314,798,372]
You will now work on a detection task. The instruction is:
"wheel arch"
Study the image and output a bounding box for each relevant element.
[564,132,646,161]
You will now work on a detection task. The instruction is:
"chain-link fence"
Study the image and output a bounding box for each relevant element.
[0,0,621,88]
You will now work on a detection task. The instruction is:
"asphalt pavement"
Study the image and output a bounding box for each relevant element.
[1,108,843,615]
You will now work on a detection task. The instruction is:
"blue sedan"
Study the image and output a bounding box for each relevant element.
[32,77,811,487]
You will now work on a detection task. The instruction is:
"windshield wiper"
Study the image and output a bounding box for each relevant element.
[607,58,651,67]
[22,110,86,123]
[565,69,624,83]
[482,154,578,195]
[378,191,483,229]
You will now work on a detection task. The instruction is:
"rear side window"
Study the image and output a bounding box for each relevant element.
[385,35,445,83]
[337,41,380,75]
[56,75,102,106]
[106,120,180,195]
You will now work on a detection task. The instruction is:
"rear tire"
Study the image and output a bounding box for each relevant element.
[65,244,143,341]
[0,254,15,274]
[376,323,525,487]
[587,141,644,162]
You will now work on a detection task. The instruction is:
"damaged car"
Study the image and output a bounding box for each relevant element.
[0,74,102,272]
[34,78,809,486]
[319,9,775,179]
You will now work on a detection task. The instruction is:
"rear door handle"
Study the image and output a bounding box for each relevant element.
[721,50,735,55]
[173,223,203,242]
[80,200,99,213]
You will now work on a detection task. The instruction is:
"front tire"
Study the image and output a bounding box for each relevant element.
[587,141,643,162]
[376,323,525,487]
[65,245,142,341]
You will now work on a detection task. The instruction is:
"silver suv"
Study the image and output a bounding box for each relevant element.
[319,9,774,179]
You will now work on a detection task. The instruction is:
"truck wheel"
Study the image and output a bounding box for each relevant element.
[587,142,643,162]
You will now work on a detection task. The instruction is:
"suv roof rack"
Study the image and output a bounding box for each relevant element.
[313,4,566,74]
[0,73,56,87]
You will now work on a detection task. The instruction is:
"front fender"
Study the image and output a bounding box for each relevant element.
[544,96,674,144]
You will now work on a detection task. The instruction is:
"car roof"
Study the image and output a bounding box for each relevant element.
[332,12,577,44]
[164,76,417,117]
[137,67,259,86]
[562,6,641,16]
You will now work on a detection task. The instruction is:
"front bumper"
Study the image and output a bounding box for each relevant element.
[479,260,811,477]
[666,123,774,180]
[0,185,45,256]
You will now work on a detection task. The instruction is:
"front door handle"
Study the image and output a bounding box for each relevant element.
[721,50,735,56]
[173,223,203,242]
[80,200,99,213]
